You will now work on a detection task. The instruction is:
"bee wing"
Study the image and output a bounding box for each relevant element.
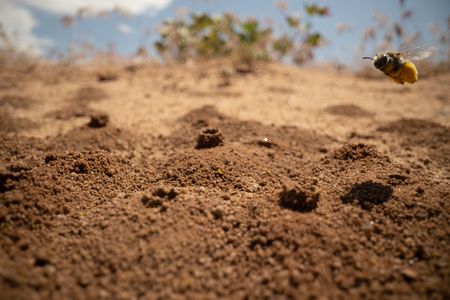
[400,46,436,61]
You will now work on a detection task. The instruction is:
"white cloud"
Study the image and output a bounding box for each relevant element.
[18,0,172,16]
[117,23,133,35]
[0,0,52,55]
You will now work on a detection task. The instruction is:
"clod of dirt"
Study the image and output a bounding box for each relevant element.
[0,169,21,193]
[97,73,118,82]
[257,137,276,148]
[88,113,109,128]
[44,153,58,164]
[341,181,393,210]
[125,64,140,73]
[0,163,30,193]
[153,186,178,199]
[73,160,88,174]
[217,79,231,88]
[333,143,384,161]
[348,132,375,139]
[387,174,409,186]
[141,194,163,208]
[218,68,232,87]
[401,268,419,281]
[279,184,320,212]
[141,186,178,208]
[234,62,254,74]
[221,193,231,200]
[34,251,51,267]
[210,206,225,220]
[196,128,224,149]
[415,186,425,196]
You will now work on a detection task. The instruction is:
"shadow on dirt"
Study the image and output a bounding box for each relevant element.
[341,181,393,210]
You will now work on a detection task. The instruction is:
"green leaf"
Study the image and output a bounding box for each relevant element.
[272,35,294,57]
[239,20,260,44]
[286,16,301,29]
[304,4,330,16]
[190,13,214,32]
[306,33,322,46]
[154,41,166,54]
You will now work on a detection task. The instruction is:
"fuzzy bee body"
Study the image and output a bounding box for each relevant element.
[363,47,434,85]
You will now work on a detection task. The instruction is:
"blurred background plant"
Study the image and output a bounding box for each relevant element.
[0,23,41,72]
[153,3,330,70]
[274,3,329,65]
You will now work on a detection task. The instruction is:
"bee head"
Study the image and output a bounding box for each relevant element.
[373,54,390,69]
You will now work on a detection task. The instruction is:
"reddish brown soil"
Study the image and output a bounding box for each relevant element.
[0,61,449,299]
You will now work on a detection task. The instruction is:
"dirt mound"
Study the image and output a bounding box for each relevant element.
[47,122,137,153]
[1,150,152,225]
[196,127,224,149]
[155,107,329,193]
[169,105,330,154]
[279,184,320,212]
[155,144,283,192]
[97,72,119,82]
[332,143,388,161]
[43,85,111,122]
[45,85,109,121]
[87,113,109,128]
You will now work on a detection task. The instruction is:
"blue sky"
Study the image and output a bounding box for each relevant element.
[1,0,449,64]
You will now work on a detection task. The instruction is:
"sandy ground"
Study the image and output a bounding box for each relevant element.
[0,61,449,299]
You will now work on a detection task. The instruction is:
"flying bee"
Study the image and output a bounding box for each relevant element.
[363,47,435,84]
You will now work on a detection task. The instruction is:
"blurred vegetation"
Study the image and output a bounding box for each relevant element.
[154,3,329,69]
[0,24,41,73]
